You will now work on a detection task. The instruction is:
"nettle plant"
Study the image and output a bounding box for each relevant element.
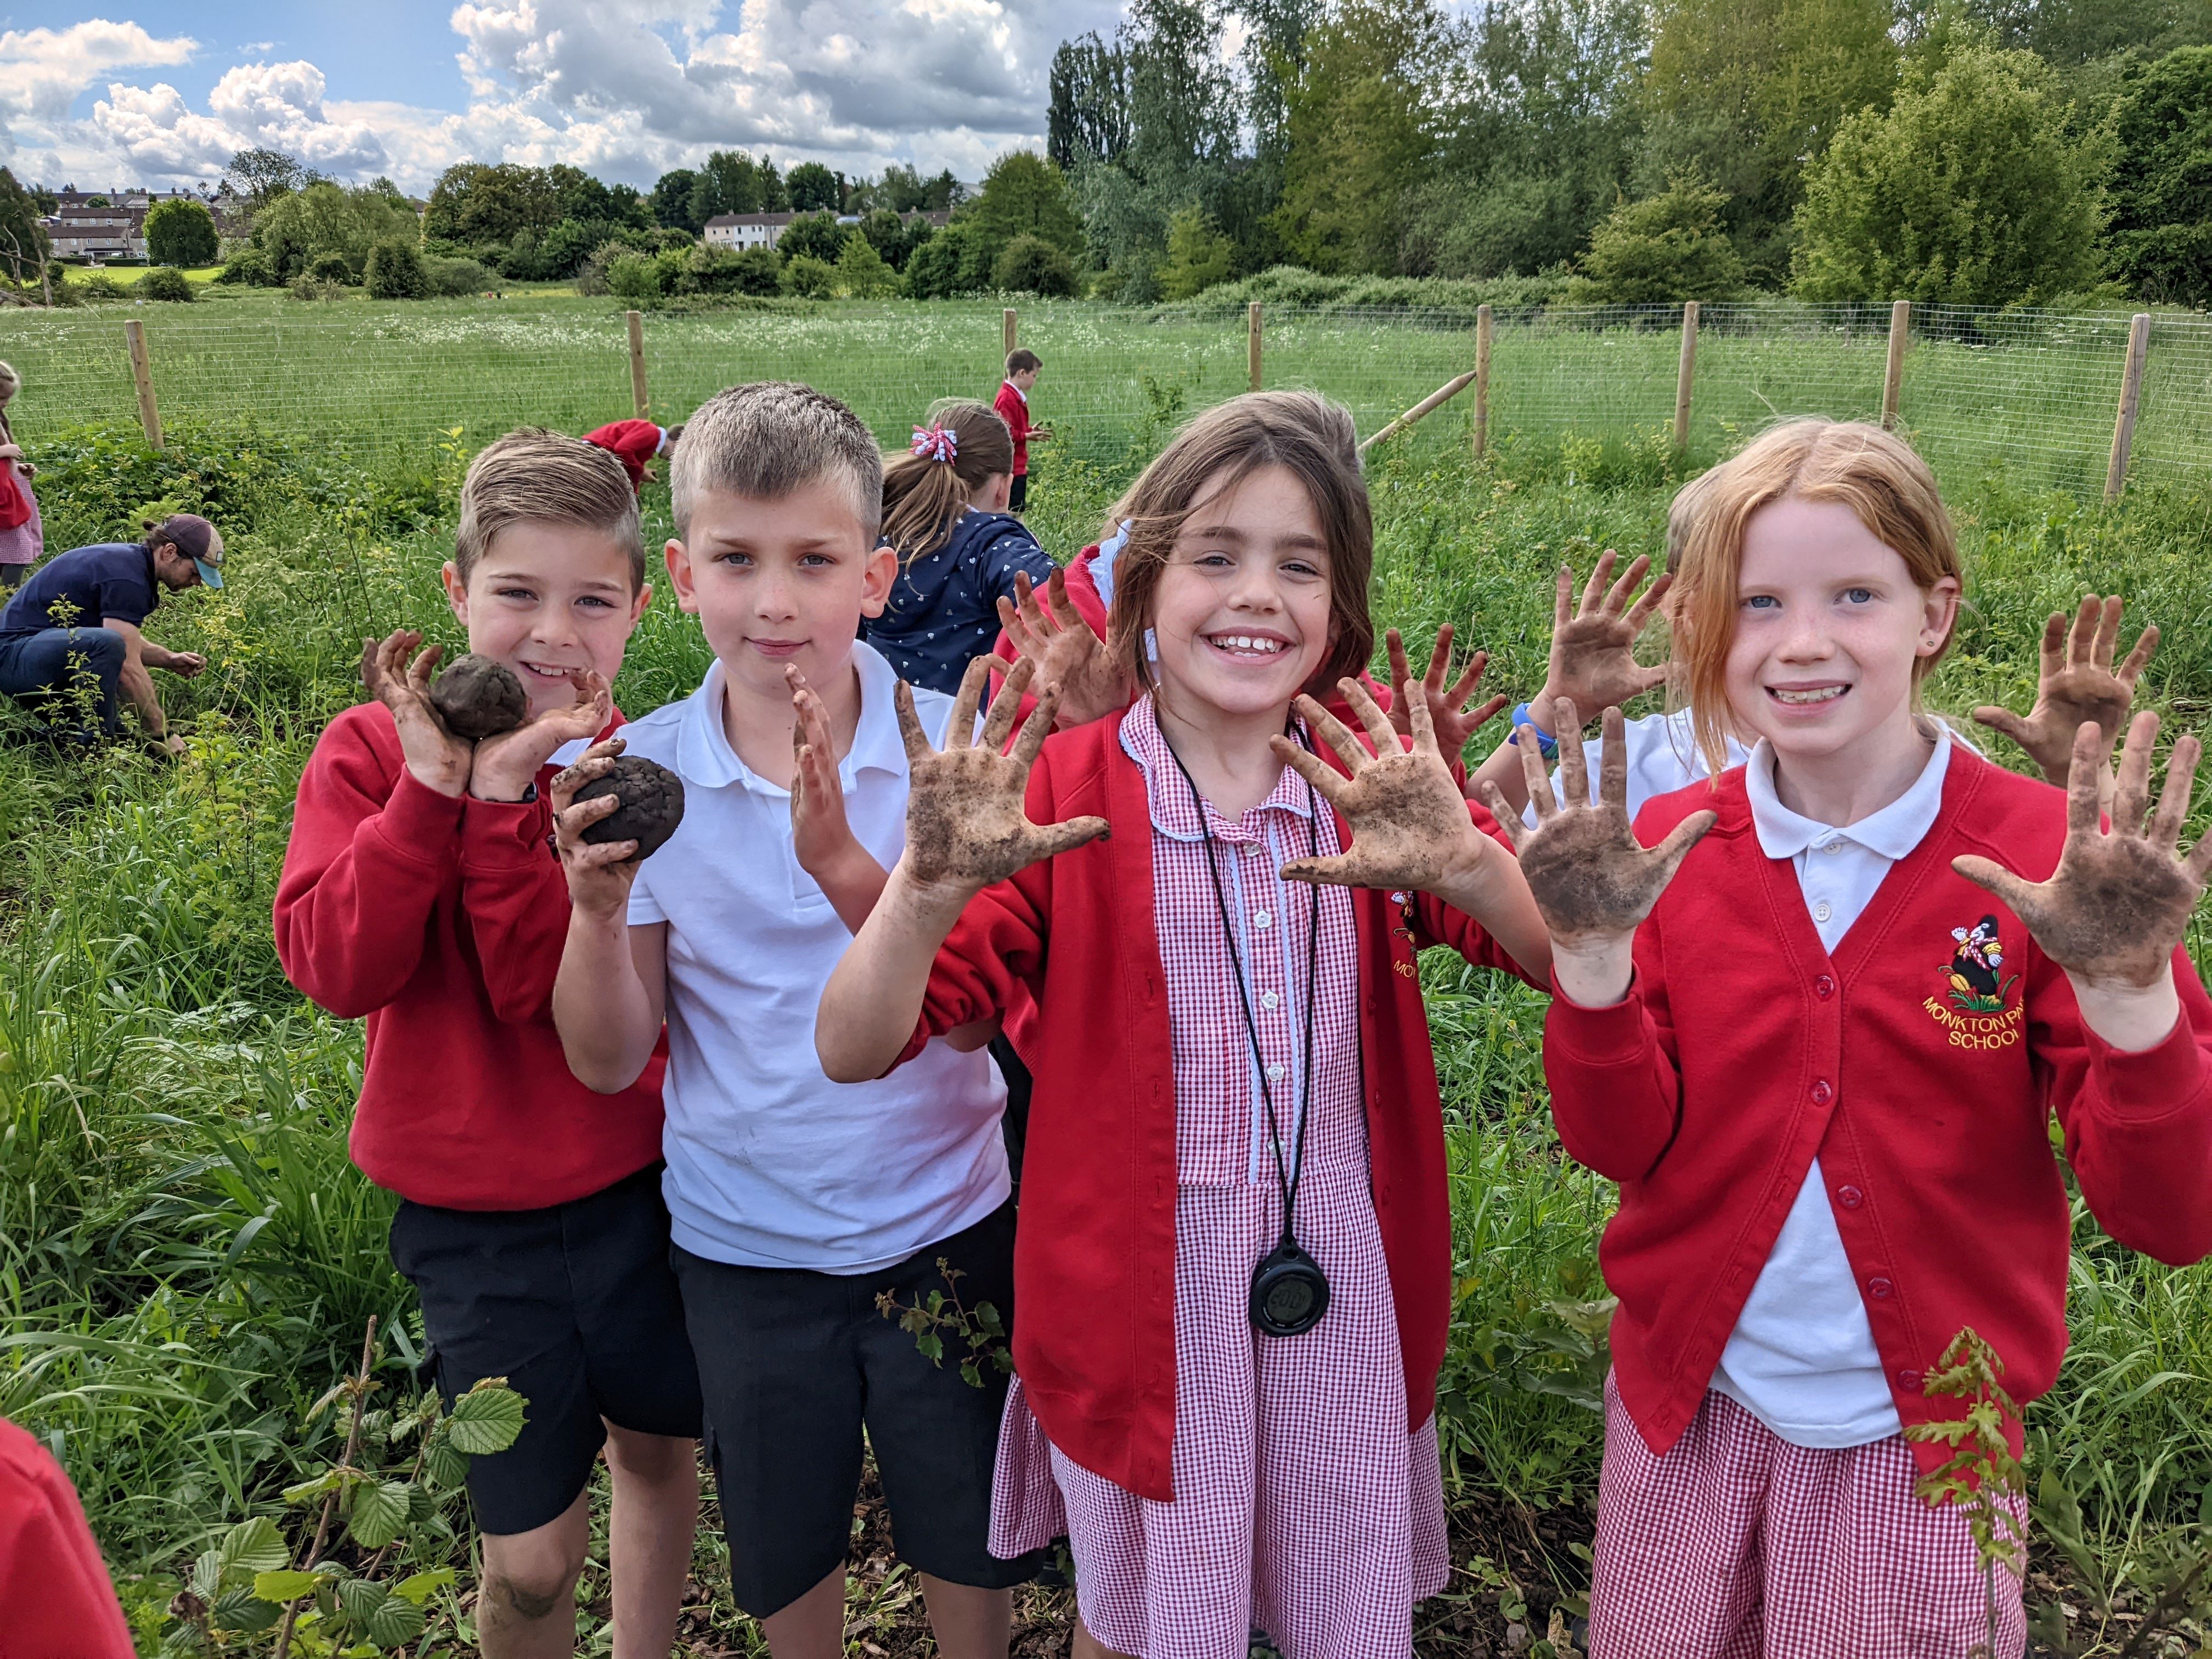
[159,1319,526,1655]
[1911,1327,2212,1659]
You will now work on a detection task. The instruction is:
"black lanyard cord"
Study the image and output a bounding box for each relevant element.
[1160,722,1323,1250]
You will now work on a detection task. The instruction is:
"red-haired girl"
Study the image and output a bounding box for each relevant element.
[1488,419,2212,1656]
[817,391,1550,1659]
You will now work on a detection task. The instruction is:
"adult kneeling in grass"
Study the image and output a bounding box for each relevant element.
[0,512,221,753]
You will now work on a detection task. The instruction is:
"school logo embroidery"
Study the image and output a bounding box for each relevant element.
[1922,913,2024,1049]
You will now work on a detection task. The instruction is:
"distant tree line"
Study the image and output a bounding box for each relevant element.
[1041,0,2212,308]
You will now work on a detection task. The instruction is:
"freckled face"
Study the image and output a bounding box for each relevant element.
[1148,462,1335,723]
[443,523,648,718]
[666,480,895,701]
[1724,496,1957,766]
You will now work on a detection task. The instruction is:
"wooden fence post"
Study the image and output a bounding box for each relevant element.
[1673,300,1700,451]
[2106,312,2152,504]
[1002,307,1017,363]
[1882,300,1910,430]
[124,319,162,450]
[1359,369,1480,455]
[1473,303,1492,460]
[626,310,649,419]
[1248,301,1263,392]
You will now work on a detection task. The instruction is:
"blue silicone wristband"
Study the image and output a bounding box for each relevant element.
[1509,702,1559,759]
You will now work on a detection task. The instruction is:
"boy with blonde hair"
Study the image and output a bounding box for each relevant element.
[275,430,701,1659]
[550,382,1034,1659]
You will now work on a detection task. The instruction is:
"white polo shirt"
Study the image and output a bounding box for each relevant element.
[1707,727,1954,1446]
[621,641,1009,1273]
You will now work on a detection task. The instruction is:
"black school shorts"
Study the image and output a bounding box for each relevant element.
[388,1161,703,1536]
[673,1199,1040,1616]
[1008,473,1028,513]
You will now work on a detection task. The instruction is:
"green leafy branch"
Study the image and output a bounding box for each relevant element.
[157,1315,527,1654]
[876,1257,1012,1389]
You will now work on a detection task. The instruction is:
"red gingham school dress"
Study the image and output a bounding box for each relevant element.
[990,698,1449,1659]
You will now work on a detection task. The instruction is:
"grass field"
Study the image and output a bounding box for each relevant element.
[7,293,2212,503]
[2,319,2211,1651]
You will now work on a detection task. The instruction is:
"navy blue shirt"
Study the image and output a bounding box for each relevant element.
[0,542,159,640]
[866,510,1056,695]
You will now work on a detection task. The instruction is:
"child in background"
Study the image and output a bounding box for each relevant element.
[816,391,1551,1659]
[1495,419,2212,1656]
[583,418,684,492]
[274,431,701,1659]
[0,363,43,587]
[549,382,1034,1659]
[993,350,1049,515]
[868,400,1055,696]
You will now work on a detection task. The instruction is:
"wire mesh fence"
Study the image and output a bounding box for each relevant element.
[2,297,2206,499]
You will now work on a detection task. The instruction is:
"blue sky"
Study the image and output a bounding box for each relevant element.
[0,1,1130,193]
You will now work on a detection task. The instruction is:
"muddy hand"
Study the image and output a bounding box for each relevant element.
[898,655,1110,890]
[1385,620,1508,761]
[1973,595,2158,787]
[1955,713,2212,988]
[1481,699,1714,945]
[1539,552,1672,722]
[360,629,473,796]
[1271,675,1491,891]
[549,737,639,915]
[471,668,613,799]
[995,567,1129,728]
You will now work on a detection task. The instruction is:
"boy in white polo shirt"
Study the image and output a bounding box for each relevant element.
[546,382,1033,1659]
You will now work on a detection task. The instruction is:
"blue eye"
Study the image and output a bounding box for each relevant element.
[1744,594,1780,610]
[1844,587,1874,604]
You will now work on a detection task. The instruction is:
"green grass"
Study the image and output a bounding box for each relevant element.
[2,388,2210,1649]
[5,296,2210,502]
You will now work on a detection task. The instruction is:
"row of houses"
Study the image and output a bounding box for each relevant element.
[703,208,951,251]
[40,187,250,263]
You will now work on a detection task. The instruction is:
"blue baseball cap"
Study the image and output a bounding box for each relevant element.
[156,513,223,588]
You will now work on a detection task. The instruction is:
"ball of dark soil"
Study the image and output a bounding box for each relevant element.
[573,756,686,861]
[428,653,529,741]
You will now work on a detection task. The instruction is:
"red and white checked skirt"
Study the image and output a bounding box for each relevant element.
[989,1154,1449,1659]
[1590,1373,2027,1659]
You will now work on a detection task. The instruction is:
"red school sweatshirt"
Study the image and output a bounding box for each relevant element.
[0,1417,136,1659]
[273,702,665,1212]
[891,714,1543,1502]
[993,381,1036,477]
[582,419,663,491]
[1543,750,2212,1477]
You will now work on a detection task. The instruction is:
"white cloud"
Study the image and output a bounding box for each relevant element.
[0,1,1132,191]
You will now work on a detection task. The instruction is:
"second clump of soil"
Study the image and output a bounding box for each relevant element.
[428,653,529,740]
[574,757,686,860]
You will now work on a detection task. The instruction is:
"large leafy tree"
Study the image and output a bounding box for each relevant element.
[786,162,842,212]
[223,148,322,212]
[145,198,221,267]
[0,168,49,291]
[1792,38,2111,304]
[1568,171,1746,301]
[2105,44,2212,303]
[1271,0,1448,275]
[651,168,702,234]
[1403,0,1647,279]
[1048,32,1133,169]
[966,152,1086,267]
[253,182,420,281]
[1642,0,1899,283]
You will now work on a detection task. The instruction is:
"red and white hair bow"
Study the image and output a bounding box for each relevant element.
[910,425,958,464]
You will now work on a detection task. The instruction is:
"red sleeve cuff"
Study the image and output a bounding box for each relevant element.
[1544,969,1649,1065]
[2086,998,2209,1121]
[460,793,553,868]
[370,768,466,865]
